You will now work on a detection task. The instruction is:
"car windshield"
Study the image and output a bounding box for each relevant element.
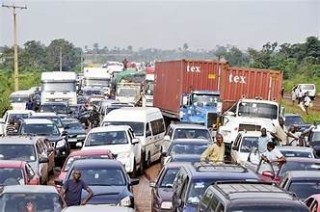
[280,150,313,158]
[173,129,211,140]
[1,193,61,211]
[63,155,112,171]
[301,84,315,90]
[159,168,179,188]
[41,104,67,114]
[70,167,126,186]
[21,124,60,136]
[169,143,208,155]
[85,131,128,146]
[288,181,320,200]
[285,116,305,126]
[238,102,278,119]
[62,121,83,130]
[117,88,139,96]
[310,132,320,143]
[9,96,29,103]
[104,121,144,136]
[42,82,76,92]
[186,180,212,205]
[0,168,24,185]
[279,161,320,177]
[8,114,30,122]
[240,137,259,153]
[0,144,36,162]
[83,89,101,96]
[228,206,307,212]
[31,117,63,128]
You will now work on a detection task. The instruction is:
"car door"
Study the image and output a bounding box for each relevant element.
[128,129,141,164]
[36,141,48,184]
[231,134,242,162]
[25,163,39,185]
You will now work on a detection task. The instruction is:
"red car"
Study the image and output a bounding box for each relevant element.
[0,160,40,185]
[247,157,320,184]
[305,194,320,212]
[57,149,115,180]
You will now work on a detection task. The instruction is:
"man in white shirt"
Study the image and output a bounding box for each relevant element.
[262,142,286,163]
[258,128,272,154]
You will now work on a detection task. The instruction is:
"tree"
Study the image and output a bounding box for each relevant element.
[93,43,99,54]
[127,45,133,52]
[183,43,189,51]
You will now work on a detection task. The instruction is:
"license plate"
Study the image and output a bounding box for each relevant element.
[68,138,77,142]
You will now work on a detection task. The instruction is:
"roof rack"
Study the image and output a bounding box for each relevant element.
[214,181,274,186]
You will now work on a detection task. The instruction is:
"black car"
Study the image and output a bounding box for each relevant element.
[61,118,86,148]
[18,118,70,165]
[284,113,311,132]
[57,159,139,208]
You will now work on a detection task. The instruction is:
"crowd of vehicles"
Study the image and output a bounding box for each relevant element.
[0,59,319,211]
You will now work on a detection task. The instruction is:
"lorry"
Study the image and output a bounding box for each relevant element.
[82,67,112,94]
[41,71,77,105]
[144,67,155,107]
[115,82,142,105]
[153,60,283,128]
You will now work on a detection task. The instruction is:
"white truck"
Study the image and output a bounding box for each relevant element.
[218,98,282,153]
[116,82,142,104]
[9,90,33,110]
[41,72,77,105]
[82,67,112,94]
[144,73,154,107]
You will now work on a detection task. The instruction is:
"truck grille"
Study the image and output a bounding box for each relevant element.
[207,113,218,128]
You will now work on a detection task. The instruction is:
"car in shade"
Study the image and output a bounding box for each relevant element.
[0,160,40,185]
[61,118,87,148]
[57,149,115,180]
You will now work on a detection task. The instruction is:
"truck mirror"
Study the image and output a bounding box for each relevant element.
[182,95,189,106]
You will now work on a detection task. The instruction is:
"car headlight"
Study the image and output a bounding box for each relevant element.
[161,201,173,209]
[117,152,131,158]
[56,139,66,148]
[120,196,132,207]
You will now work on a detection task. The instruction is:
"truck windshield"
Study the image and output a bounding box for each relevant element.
[86,79,110,87]
[117,88,139,97]
[192,94,220,106]
[237,102,278,119]
[42,82,76,92]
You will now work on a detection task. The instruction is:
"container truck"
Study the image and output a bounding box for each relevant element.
[82,67,112,94]
[153,59,283,128]
[41,72,77,105]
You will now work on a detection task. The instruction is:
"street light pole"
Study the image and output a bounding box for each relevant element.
[59,47,62,72]
[2,4,27,91]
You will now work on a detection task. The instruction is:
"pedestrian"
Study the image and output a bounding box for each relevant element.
[281,86,284,98]
[270,117,288,146]
[261,142,286,163]
[200,133,225,163]
[25,98,34,110]
[60,169,93,208]
[6,119,17,135]
[291,85,297,105]
[297,88,303,105]
[303,92,312,115]
[258,128,272,154]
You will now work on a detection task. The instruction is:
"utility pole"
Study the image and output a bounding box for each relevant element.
[2,3,27,91]
[80,50,83,72]
[59,47,62,72]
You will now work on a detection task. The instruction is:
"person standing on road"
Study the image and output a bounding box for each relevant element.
[303,92,312,115]
[25,98,34,110]
[60,169,93,208]
[291,85,297,105]
[200,133,225,163]
[258,128,272,154]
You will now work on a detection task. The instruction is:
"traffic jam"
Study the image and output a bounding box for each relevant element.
[0,60,319,212]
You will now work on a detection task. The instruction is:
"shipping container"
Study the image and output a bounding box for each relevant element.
[154,59,283,117]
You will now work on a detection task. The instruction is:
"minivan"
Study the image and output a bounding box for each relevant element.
[297,84,316,100]
[101,107,166,169]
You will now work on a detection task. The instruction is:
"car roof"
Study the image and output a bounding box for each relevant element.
[164,162,193,169]
[213,182,294,201]
[71,158,123,169]
[285,157,320,163]
[0,160,25,168]
[89,126,131,133]
[238,131,262,136]
[182,162,258,180]
[171,139,210,144]
[22,118,54,124]
[277,146,313,152]
[283,170,320,179]
[0,136,39,144]
[170,123,208,129]
[69,149,113,157]
[31,112,58,117]
[1,185,58,194]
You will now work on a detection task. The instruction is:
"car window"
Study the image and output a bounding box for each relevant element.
[25,163,35,179]
[199,188,213,211]
[0,144,36,162]
[0,168,24,185]
[279,161,320,177]
[159,168,179,188]
[186,180,212,205]
[167,128,173,137]
[240,137,259,153]
[288,181,320,199]
[85,131,128,146]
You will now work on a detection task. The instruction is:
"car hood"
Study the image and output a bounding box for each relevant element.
[82,145,131,155]
[157,187,174,202]
[47,135,65,142]
[83,185,130,205]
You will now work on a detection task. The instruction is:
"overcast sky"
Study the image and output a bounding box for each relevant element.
[0,0,319,50]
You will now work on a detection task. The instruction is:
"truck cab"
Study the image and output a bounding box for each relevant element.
[180,90,222,128]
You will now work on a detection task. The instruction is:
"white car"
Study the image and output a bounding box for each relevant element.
[0,110,35,135]
[230,131,262,165]
[81,125,142,176]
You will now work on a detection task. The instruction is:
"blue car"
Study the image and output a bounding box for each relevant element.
[62,159,139,208]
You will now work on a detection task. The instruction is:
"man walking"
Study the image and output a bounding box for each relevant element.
[60,170,93,208]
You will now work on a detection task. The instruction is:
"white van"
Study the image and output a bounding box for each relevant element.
[297,84,316,100]
[101,107,166,169]
[9,90,33,110]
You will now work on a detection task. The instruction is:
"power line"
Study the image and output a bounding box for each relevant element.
[2,3,27,91]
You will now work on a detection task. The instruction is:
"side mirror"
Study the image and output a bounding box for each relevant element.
[132,138,140,145]
[39,157,49,164]
[262,171,275,179]
[54,179,63,186]
[146,130,152,137]
[161,151,167,157]
[130,178,139,185]
[149,181,156,188]
[164,135,170,141]
[76,142,83,148]
[61,131,68,136]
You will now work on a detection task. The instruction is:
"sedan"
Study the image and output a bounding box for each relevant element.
[150,162,186,212]
[57,159,139,208]
[161,139,209,167]
[0,160,40,185]
[57,149,115,180]
[61,118,87,148]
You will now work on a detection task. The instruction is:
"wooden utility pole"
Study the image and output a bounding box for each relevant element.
[2,4,27,91]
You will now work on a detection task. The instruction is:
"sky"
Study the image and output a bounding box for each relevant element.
[0,0,319,50]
